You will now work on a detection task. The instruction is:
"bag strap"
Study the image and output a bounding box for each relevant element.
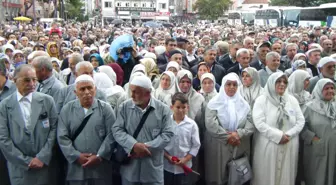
[133,107,154,139]
[71,100,101,141]
[232,146,238,160]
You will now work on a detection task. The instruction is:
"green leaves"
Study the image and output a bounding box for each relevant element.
[193,0,231,20]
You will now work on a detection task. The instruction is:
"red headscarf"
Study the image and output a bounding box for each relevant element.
[108,63,124,86]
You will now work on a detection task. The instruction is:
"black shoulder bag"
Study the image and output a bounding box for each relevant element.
[113,107,154,165]
[71,101,101,141]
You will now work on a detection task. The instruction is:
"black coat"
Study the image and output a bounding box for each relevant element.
[218,54,236,70]
[307,62,319,77]
[157,53,169,73]
[250,58,264,71]
[227,64,241,77]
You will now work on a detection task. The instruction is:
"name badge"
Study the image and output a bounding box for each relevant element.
[42,119,50,128]
[288,110,295,116]
[152,129,160,137]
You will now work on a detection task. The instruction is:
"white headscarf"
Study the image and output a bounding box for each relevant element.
[288,70,311,106]
[166,61,180,72]
[176,70,204,119]
[94,73,118,97]
[309,79,336,125]
[98,65,117,85]
[207,73,250,131]
[125,72,146,98]
[200,73,218,102]
[264,72,290,128]
[240,67,263,107]
[131,64,146,75]
[154,71,176,102]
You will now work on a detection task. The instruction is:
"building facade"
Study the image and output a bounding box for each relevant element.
[0,0,22,22]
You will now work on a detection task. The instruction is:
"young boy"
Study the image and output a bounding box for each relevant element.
[164,92,201,185]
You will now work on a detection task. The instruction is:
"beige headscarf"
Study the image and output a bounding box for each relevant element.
[154,71,176,102]
[240,67,263,107]
[200,73,218,103]
[140,58,159,80]
[288,70,311,106]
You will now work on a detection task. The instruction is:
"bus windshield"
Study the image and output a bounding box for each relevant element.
[282,9,300,27]
[255,9,281,27]
[242,12,255,25]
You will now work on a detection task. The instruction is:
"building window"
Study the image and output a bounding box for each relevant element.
[150,3,153,7]
[159,3,166,9]
[116,2,121,7]
[125,2,130,7]
[105,1,112,8]
[133,3,138,7]
[142,3,146,7]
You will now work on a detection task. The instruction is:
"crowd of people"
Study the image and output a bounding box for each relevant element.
[0,20,336,185]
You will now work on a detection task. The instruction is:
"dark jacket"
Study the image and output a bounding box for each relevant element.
[117,57,140,86]
[191,62,226,85]
[227,64,242,77]
[250,58,264,71]
[306,62,319,77]
[218,54,237,70]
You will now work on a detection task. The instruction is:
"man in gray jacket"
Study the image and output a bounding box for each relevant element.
[0,64,58,185]
[112,76,175,185]
[56,61,107,113]
[32,56,64,101]
[258,52,282,87]
[58,74,116,185]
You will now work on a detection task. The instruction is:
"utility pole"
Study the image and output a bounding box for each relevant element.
[33,0,36,22]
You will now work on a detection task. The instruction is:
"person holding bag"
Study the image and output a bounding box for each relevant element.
[204,73,254,185]
[112,75,175,185]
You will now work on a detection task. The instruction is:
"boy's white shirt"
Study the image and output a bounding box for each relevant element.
[164,115,201,174]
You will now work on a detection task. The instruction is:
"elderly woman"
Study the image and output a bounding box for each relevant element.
[12,50,26,68]
[140,58,160,88]
[200,73,218,103]
[165,61,180,76]
[301,79,336,185]
[252,72,305,185]
[51,57,61,73]
[241,67,263,108]
[89,53,104,72]
[154,71,176,103]
[288,70,311,108]
[46,42,59,58]
[204,73,253,185]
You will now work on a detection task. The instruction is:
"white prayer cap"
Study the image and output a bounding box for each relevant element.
[318,57,336,68]
[130,75,152,91]
[75,74,95,85]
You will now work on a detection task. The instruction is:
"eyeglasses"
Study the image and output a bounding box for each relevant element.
[19,77,38,83]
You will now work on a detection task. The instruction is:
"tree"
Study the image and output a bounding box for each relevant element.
[193,0,231,20]
[270,0,335,7]
[65,0,85,20]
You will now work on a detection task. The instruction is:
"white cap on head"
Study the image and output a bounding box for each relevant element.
[75,74,95,85]
[130,75,152,91]
[318,57,336,68]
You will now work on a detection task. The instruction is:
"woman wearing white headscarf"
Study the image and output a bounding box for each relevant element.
[94,72,125,109]
[165,61,180,76]
[200,73,218,103]
[204,73,253,185]
[288,70,311,108]
[241,67,263,108]
[300,79,336,185]
[284,59,313,77]
[154,71,176,103]
[252,72,305,185]
[174,70,204,120]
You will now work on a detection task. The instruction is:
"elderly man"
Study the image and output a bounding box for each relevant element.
[218,41,243,70]
[56,62,107,113]
[243,37,254,50]
[251,41,271,71]
[112,76,174,185]
[306,48,322,77]
[61,53,84,85]
[0,64,58,185]
[258,52,282,87]
[227,48,250,77]
[321,39,333,57]
[0,58,16,185]
[308,57,336,93]
[31,56,64,100]
[191,48,226,85]
[58,75,115,185]
[280,43,298,71]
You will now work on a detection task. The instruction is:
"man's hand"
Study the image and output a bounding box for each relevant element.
[312,136,320,142]
[82,155,102,168]
[28,158,44,169]
[76,153,91,165]
[132,143,151,158]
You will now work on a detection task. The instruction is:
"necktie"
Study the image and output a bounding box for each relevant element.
[20,97,32,132]
[37,83,43,92]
